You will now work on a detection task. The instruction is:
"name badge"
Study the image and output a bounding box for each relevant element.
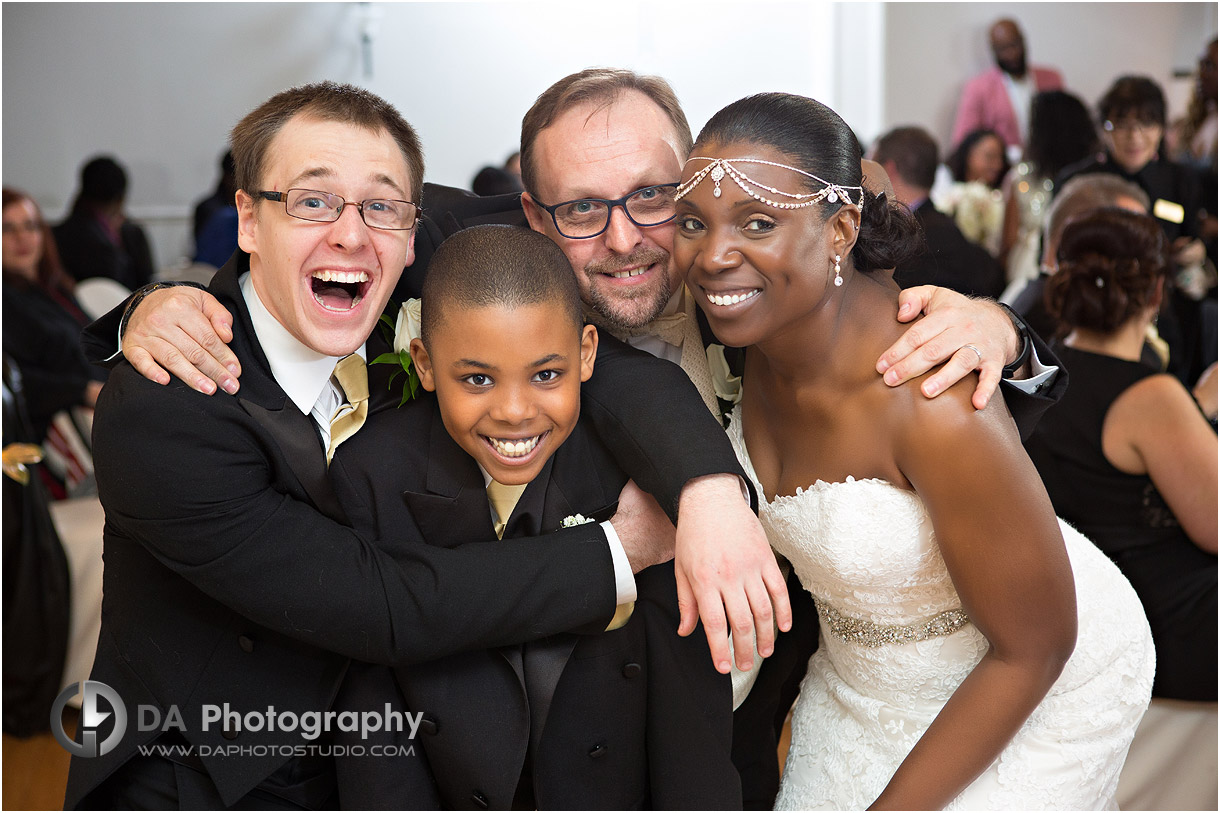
[1153,198,1185,224]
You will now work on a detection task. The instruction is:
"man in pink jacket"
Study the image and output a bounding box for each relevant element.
[952,19,1063,158]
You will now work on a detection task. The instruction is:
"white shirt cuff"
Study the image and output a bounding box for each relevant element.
[105,325,124,363]
[1003,343,1057,394]
[600,520,638,605]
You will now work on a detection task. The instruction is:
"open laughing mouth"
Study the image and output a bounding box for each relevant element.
[483,431,550,461]
[311,270,370,312]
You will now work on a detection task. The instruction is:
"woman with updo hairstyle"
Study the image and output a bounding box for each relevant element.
[1027,207,1216,702]
[672,92,1152,809]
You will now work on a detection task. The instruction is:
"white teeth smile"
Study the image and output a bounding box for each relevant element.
[312,270,369,284]
[487,435,541,458]
[608,267,648,278]
[706,289,761,307]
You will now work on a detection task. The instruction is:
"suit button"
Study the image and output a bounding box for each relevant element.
[471,791,488,808]
[419,715,439,735]
[588,743,608,759]
[237,635,254,653]
[222,725,239,741]
[621,662,642,679]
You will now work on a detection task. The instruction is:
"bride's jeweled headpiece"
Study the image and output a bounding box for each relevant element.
[675,157,864,212]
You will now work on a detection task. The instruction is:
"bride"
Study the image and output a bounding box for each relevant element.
[671,93,1154,810]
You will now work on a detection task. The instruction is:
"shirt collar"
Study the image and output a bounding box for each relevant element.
[240,272,365,414]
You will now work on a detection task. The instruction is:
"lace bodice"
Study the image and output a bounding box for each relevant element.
[726,410,1154,810]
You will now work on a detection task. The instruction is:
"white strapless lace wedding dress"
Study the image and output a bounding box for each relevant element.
[726,413,1154,810]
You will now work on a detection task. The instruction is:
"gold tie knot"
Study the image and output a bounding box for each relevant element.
[486,480,527,539]
[326,354,369,465]
[332,353,369,404]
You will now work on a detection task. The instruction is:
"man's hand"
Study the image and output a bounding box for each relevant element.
[610,479,677,574]
[877,286,1019,409]
[122,287,241,394]
[674,473,790,675]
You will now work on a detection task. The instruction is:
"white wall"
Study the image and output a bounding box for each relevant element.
[2,2,1210,269]
[883,2,1216,152]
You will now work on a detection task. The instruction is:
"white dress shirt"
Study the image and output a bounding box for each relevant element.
[240,273,363,446]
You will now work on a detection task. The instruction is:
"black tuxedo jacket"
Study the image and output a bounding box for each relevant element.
[67,252,747,808]
[893,200,1006,299]
[332,395,741,810]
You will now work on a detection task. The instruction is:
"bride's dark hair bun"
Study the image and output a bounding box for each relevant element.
[853,188,922,273]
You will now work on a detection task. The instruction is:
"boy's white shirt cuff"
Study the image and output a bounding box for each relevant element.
[600,520,638,605]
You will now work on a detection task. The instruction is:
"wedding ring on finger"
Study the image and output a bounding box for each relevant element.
[962,344,983,367]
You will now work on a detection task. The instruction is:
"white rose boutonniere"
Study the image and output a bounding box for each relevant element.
[393,297,423,354]
[706,344,743,405]
[371,298,423,406]
[562,514,595,528]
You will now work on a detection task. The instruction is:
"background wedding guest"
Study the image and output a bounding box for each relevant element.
[1000,90,1098,292]
[471,164,523,196]
[1059,75,1215,387]
[191,150,238,268]
[1,188,105,498]
[951,18,1064,161]
[941,127,1009,254]
[1168,38,1218,269]
[946,127,1009,189]
[1026,207,1216,702]
[53,155,155,290]
[872,126,1005,298]
[1009,172,1149,341]
[1168,37,1218,174]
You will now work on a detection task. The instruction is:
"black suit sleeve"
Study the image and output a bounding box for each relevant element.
[79,298,129,367]
[1000,327,1067,441]
[92,367,618,666]
[580,334,756,520]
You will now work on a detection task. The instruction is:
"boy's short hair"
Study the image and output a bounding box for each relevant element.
[420,225,584,348]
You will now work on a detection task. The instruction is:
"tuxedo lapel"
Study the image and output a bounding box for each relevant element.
[401,401,499,548]
[240,400,346,524]
[208,259,348,524]
[522,427,619,751]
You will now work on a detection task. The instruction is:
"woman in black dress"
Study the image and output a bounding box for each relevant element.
[1026,207,1216,701]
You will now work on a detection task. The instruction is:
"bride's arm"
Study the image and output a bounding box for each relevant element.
[871,377,1077,811]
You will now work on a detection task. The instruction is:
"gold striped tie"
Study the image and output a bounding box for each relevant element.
[326,354,369,465]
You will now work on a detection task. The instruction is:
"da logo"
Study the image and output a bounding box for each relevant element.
[51,681,127,758]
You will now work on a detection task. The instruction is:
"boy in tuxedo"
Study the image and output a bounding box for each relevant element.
[331,224,739,809]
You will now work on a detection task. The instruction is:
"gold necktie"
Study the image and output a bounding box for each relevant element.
[486,480,527,539]
[326,354,369,465]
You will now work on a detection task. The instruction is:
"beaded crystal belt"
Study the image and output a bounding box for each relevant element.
[813,596,969,647]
